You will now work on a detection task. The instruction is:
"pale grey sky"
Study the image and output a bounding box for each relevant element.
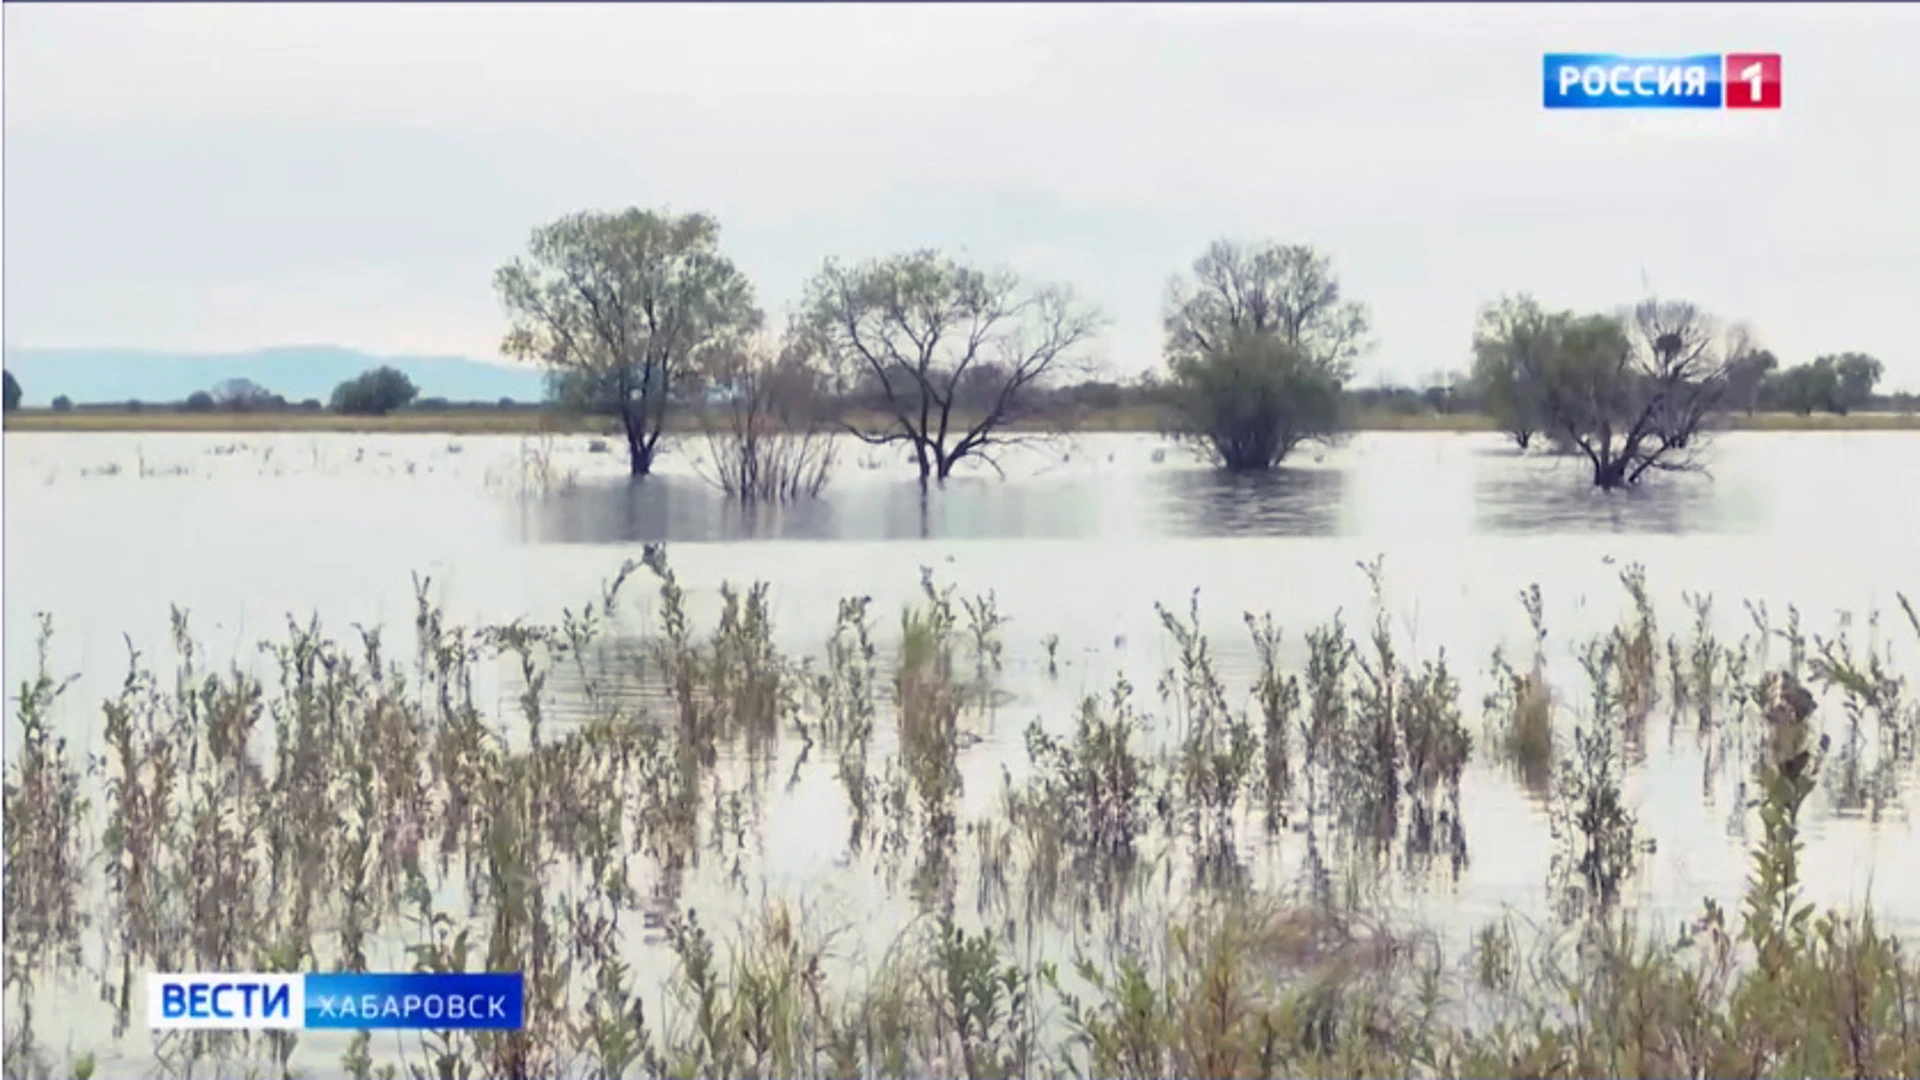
[5,3,1918,387]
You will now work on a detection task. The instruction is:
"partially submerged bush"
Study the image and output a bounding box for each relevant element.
[1165,331,1345,472]
[694,341,837,503]
[1161,240,1367,472]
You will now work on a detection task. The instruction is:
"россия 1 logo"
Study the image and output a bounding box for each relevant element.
[1543,54,1781,109]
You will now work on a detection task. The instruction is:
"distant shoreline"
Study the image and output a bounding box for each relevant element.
[5,406,1919,436]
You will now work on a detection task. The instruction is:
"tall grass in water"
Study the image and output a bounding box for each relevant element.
[1485,585,1555,794]
[4,553,1920,1079]
[3,618,91,1078]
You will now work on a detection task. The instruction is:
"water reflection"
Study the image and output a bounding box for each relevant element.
[1146,465,1348,537]
[515,473,1111,543]
[510,436,1799,545]
[1472,454,1764,535]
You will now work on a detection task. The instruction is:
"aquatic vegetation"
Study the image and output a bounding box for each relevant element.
[3,554,1919,1079]
[1485,585,1556,794]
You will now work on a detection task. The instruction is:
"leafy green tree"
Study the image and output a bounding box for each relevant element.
[1167,331,1342,471]
[50,395,73,413]
[1826,352,1884,415]
[496,208,761,477]
[2,370,20,412]
[183,391,216,413]
[799,250,1102,482]
[1470,294,1561,449]
[329,367,419,416]
[1162,240,1369,471]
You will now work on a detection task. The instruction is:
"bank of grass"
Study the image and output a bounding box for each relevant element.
[6,551,1920,1079]
[7,404,1918,436]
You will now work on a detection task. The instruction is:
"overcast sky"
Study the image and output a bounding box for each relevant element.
[5,3,1918,388]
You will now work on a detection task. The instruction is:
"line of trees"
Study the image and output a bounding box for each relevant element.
[1743,352,1886,416]
[498,206,1875,495]
[6,207,1904,503]
[489,211,1387,494]
[2,368,426,418]
[495,210,1107,487]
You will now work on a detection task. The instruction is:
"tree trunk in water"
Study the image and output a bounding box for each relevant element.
[622,406,654,477]
[1592,457,1630,490]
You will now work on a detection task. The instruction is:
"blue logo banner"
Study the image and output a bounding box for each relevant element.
[1544,54,1724,109]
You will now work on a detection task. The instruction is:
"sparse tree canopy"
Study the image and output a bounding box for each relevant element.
[695,336,838,503]
[799,250,1103,482]
[3,370,20,412]
[496,208,761,477]
[1498,295,1753,490]
[1166,240,1371,374]
[330,367,419,416]
[1162,240,1369,471]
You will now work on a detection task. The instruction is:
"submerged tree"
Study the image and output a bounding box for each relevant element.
[496,209,761,477]
[1162,240,1369,471]
[1507,296,1753,490]
[1166,331,1344,472]
[694,336,838,503]
[799,250,1103,483]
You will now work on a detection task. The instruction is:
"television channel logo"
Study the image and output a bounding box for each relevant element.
[149,972,525,1031]
[1543,54,1781,110]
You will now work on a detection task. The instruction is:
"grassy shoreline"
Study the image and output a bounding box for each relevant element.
[5,405,1919,435]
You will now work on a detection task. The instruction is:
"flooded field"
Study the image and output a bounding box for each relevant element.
[5,429,1919,1079]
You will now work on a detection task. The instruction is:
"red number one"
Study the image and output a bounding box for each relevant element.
[1725,53,1782,109]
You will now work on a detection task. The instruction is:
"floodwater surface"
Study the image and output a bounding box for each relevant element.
[4,429,1918,1077]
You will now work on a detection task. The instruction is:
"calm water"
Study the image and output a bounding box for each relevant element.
[4,428,1919,1076]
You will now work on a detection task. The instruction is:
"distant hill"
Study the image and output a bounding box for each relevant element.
[0,346,548,407]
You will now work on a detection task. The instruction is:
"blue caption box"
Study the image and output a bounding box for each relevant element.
[304,972,524,1030]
